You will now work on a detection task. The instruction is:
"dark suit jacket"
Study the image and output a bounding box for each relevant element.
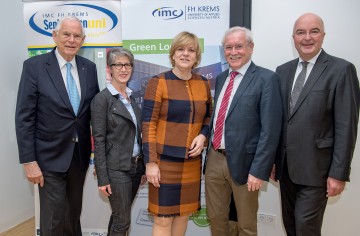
[205,62,282,185]
[15,49,99,172]
[275,50,360,186]
[91,88,143,186]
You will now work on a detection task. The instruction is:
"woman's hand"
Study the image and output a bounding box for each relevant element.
[140,175,147,186]
[99,184,112,197]
[188,134,206,158]
[146,162,161,188]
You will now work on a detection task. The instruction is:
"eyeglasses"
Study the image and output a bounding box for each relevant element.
[58,31,84,41]
[224,43,252,52]
[294,29,322,38]
[110,63,133,70]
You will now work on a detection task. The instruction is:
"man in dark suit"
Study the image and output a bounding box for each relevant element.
[273,13,360,236]
[15,16,99,235]
[204,26,282,236]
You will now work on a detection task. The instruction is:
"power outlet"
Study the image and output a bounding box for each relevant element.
[257,213,266,223]
[257,213,276,225]
[266,214,276,225]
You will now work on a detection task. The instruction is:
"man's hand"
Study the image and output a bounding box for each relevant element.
[327,177,346,197]
[270,164,276,182]
[247,174,263,191]
[140,175,147,186]
[23,162,44,187]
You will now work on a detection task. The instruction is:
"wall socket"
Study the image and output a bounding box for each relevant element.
[257,213,276,225]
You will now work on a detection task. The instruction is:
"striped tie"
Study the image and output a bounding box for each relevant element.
[212,71,239,150]
[66,62,80,115]
[290,61,309,114]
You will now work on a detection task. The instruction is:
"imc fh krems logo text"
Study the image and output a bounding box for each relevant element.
[152,5,220,20]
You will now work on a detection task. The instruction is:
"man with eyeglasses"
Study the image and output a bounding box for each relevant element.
[15,16,99,235]
[272,13,360,236]
[204,26,282,236]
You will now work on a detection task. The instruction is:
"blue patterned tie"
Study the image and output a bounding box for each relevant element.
[66,62,80,115]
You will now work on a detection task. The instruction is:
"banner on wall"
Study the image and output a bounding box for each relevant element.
[23,0,122,50]
[24,0,230,235]
[23,1,120,236]
[120,0,229,235]
[122,0,230,105]
[23,1,121,87]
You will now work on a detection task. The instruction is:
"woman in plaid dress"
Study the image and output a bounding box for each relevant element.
[142,31,212,236]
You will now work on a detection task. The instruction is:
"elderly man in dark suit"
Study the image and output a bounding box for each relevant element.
[15,16,99,235]
[204,26,282,236]
[273,13,360,236]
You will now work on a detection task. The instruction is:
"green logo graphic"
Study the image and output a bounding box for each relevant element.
[190,207,210,227]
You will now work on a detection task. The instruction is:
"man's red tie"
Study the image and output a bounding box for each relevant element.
[212,71,239,150]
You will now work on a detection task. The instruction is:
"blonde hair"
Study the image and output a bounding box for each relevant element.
[169,31,202,68]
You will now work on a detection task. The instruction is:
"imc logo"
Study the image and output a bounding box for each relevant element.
[152,7,184,20]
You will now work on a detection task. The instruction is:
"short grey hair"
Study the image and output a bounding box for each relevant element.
[221,26,253,46]
[107,47,135,66]
[54,16,85,37]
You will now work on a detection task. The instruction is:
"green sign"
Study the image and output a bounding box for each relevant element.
[123,38,204,55]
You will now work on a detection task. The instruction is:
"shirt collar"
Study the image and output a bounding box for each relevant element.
[107,83,133,97]
[299,49,322,65]
[229,59,252,76]
[55,48,76,69]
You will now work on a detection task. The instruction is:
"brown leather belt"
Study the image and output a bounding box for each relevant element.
[216,149,226,156]
[132,153,143,163]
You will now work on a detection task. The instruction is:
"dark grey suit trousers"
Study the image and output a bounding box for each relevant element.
[38,143,88,236]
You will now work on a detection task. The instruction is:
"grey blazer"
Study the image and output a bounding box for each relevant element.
[275,50,360,186]
[91,88,143,186]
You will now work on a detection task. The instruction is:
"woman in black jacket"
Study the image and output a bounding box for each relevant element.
[91,48,145,236]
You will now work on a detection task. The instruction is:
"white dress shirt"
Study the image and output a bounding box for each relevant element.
[212,60,252,149]
[55,48,81,97]
[291,49,322,91]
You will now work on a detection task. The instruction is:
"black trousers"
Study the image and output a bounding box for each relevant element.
[107,159,144,236]
[38,144,88,236]
[279,159,328,236]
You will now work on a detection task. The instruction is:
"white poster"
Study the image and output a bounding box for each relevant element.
[122,0,230,101]
[120,1,230,235]
[23,1,121,235]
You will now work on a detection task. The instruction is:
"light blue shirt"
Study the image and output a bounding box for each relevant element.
[107,84,140,157]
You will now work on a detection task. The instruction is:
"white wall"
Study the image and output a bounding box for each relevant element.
[0,0,34,232]
[1,0,360,235]
[252,0,360,235]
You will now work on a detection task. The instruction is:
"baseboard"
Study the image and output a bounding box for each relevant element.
[0,207,34,233]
